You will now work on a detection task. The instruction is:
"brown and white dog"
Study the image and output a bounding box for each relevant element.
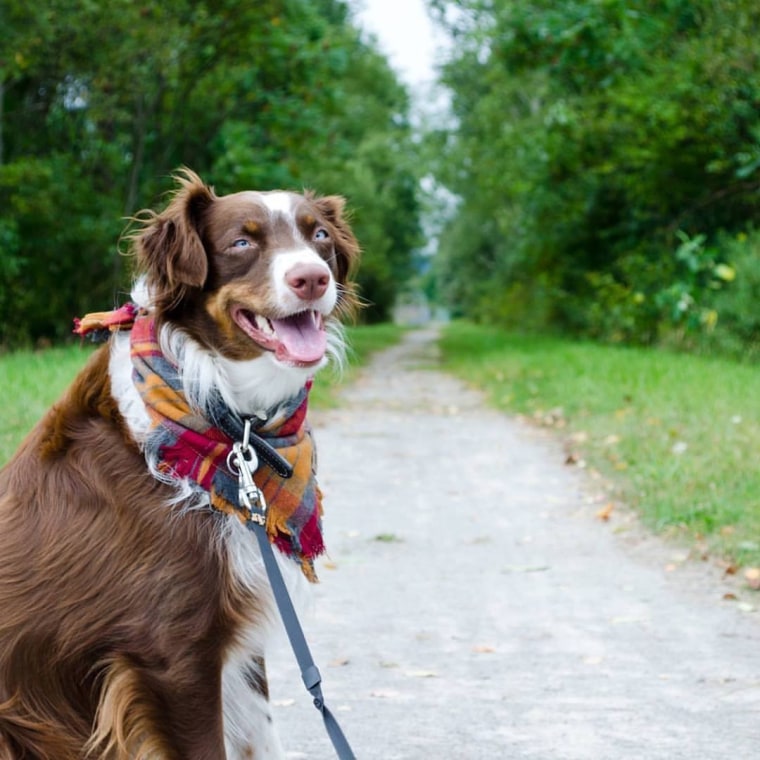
[0,170,359,759]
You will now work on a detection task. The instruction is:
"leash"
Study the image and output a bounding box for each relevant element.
[228,420,357,760]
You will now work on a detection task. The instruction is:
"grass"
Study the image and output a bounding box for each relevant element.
[0,344,96,463]
[439,321,760,568]
[0,324,404,466]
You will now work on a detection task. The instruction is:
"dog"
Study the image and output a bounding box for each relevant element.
[0,169,359,759]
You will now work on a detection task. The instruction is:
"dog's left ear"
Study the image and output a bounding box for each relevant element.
[137,170,214,307]
[312,195,360,287]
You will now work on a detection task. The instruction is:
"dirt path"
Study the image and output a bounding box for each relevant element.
[268,328,760,759]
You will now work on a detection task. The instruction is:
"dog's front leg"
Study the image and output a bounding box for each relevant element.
[222,654,285,760]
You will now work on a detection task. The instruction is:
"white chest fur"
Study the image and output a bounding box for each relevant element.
[108,332,311,758]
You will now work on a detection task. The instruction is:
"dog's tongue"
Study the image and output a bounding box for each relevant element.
[272,312,326,364]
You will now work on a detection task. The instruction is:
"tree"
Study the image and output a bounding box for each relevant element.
[429,0,760,344]
[0,0,422,343]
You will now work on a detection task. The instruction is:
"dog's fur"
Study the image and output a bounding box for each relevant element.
[0,170,359,759]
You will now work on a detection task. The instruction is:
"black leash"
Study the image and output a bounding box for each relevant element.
[228,422,357,760]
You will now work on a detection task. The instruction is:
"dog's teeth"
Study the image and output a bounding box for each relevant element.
[254,315,274,335]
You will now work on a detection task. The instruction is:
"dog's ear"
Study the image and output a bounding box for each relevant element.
[312,195,361,295]
[137,170,214,306]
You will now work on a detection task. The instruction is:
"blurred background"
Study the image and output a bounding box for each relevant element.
[1,0,760,357]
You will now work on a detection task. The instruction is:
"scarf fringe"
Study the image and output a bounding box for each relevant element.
[73,303,139,338]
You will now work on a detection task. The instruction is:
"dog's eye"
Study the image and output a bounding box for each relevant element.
[231,239,252,249]
[313,228,329,242]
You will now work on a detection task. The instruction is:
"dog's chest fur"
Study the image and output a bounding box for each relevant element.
[109,329,308,759]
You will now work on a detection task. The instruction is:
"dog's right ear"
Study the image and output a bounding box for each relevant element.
[136,169,214,306]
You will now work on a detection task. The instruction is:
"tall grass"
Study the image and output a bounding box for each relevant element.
[0,324,404,465]
[439,322,760,567]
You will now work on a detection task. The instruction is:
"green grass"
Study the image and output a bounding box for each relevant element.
[0,345,96,463]
[0,324,405,465]
[439,321,760,567]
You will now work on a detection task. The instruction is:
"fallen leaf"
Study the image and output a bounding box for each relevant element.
[273,699,295,708]
[329,657,350,667]
[321,560,338,571]
[405,669,438,678]
[596,503,614,521]
[744,567,760,590]
[370,689,402,699]
[373,533,403,543]
[472,645,496,654]
[723,592,738,601]
[502,564,550,573]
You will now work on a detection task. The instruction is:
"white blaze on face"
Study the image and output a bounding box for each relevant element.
[258,192,338,363]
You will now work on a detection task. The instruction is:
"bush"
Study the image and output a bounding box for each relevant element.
[700,231,760,358]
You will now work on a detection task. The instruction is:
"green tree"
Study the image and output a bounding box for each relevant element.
[0,0,421,343]
[430,0,760,345]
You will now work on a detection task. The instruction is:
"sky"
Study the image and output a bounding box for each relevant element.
[347,0,444,89]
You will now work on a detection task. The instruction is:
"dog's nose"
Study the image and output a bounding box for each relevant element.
[286,263,330,301]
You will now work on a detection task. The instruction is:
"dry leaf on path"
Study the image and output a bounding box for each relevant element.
[596,502,614,521]
[744,567,760,590]
[370,689,402,699]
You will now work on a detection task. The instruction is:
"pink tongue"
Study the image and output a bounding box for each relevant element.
[271,312,326,363]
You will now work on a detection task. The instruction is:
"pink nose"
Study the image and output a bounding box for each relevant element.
[286,263,330,301]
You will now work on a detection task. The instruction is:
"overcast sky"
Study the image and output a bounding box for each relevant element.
[348,0,444,88]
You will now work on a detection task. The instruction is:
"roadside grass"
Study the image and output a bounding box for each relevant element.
[439,321,760,568]
[0,345,95,464]
[0,323,404,465]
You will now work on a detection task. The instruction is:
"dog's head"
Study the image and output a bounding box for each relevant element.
[134,169,360,371]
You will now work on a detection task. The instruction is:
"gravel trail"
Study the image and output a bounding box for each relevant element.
[268,328,760,759]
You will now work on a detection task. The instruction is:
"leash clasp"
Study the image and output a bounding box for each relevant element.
[227,419,267,525]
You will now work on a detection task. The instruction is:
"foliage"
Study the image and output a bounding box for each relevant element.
[440,321,760,568]
[429,0,760,348]
[697,229,760,358]
[0,0,422,344]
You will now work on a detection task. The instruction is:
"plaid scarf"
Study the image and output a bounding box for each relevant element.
[130,316,324,581]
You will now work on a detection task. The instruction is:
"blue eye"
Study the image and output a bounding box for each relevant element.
[232,239,251,249]
[314,228,329,242]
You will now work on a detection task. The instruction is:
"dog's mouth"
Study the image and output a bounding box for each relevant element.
[231,307,327,366]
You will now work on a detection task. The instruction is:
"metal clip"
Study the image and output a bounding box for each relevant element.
[227,419,267,525]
